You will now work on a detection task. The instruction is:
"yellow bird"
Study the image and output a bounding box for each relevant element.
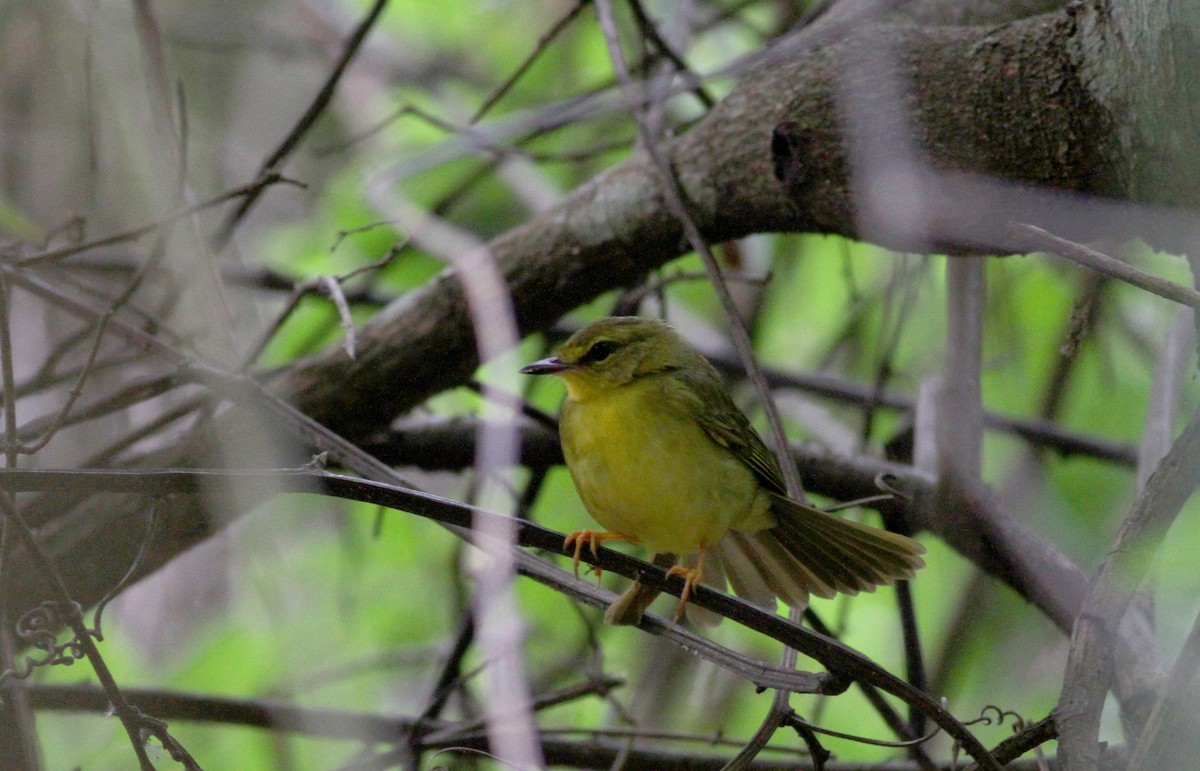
[521,316,925,624]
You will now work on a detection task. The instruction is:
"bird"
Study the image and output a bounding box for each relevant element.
[520,316,925,624]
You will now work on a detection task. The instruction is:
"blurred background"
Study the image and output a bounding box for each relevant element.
[0,0,1197,769]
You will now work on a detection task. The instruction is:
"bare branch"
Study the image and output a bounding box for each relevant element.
[1013,224,1200,311]
[1057,404,1200,768]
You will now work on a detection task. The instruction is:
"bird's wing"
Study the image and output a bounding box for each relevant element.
[669,364,788,496]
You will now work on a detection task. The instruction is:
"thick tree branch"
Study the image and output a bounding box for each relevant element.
[274,3,1200,451]
[276,8,1143,442]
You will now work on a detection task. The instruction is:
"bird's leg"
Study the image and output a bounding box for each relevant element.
[563,530,636,583]
[604,553,677,625]
[666,541,708,621]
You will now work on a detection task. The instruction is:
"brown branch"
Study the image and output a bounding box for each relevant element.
[983,713,1059,767]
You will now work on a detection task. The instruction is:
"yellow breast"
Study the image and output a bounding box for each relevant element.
[558,374,764,555]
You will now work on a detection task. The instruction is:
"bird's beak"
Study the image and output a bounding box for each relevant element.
[520,356,572,375]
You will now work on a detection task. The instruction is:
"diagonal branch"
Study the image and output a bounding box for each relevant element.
[0,466,1001,769]
[1056,404,1200,769]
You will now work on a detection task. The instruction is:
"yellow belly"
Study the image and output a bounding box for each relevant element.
[559,378,764,555]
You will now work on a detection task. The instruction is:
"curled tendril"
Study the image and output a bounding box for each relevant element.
[92,499,163,642]
[16,602,64,648]
[966,704,1027,730]
[0,601,90,689]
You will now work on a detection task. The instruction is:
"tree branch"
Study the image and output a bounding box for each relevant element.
[12,683,1073,771]
[275,6,1148,442]
[1056,404,1200,769]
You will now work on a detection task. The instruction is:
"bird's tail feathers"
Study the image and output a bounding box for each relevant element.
[765,492,925,600]
[723,531,813,609]
[604,498,924,624]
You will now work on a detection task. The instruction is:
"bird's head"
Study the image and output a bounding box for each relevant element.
[520,317,693,400]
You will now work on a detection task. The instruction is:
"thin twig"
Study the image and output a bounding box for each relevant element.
[13,375,178,450]
[12,246,163,455]
[788,709,940,749]
[470,1,589,124]
[90,500,162,641]
[404,615,476,764]
[17,173,297,267]
[420,676,625,745]
[239,241,407,371]
[627,0,717,109]
[895,579,928,738]
[216,0,392,247]
[1136,308,1193,491]
[1013,223,1200,310]
[76,397,209,469]
[318,275,357,360]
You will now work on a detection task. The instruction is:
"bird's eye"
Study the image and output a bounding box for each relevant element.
[580,340,619,364]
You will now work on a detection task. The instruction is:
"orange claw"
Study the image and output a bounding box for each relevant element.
[563,530,634,583]
[665,542,707,621]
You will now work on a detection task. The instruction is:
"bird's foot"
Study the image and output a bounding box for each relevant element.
[666,564,704,621]
[665,543,708,621]
[563,530,634,583]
